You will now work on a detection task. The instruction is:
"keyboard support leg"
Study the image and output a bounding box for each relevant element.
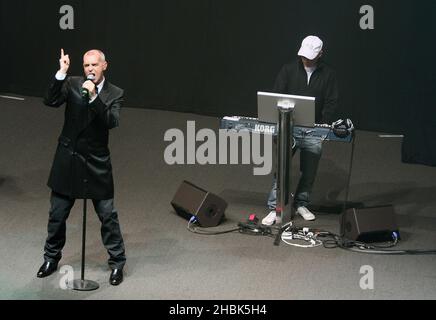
[276,104,294,243]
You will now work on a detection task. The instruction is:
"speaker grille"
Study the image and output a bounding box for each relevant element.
[171,180,227,227]
[341,205,400,243]
[171,180,207,215]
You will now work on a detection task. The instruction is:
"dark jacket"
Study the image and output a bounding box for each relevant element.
[44,76,124,199]
[273,59,338,124]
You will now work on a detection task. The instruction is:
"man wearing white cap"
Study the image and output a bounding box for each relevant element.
[262,35,339,225]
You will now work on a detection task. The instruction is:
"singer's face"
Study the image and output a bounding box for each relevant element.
[83,53,107,84]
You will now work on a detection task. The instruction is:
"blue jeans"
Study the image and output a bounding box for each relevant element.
[267,128,323,210]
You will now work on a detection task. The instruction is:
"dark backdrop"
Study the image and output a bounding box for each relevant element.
[0,0,435,136]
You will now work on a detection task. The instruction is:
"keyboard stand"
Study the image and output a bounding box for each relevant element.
[274,102,294,245]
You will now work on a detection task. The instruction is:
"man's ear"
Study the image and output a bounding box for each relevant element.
[102,61,108,71]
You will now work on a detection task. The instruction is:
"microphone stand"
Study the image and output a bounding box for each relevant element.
[70,86,99,291]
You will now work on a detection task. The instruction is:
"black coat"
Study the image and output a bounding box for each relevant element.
[44,76,124,199]
[273,59,339,124]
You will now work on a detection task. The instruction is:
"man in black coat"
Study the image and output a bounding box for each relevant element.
[37,49,126,286]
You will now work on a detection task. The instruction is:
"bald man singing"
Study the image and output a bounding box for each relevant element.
[37,49,126,285]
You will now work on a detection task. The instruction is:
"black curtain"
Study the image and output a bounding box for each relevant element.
[401,0,436,167]
[1,0,435,143]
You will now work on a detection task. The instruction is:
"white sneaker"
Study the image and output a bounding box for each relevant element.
[297,206,316,221]
[261,210,282,226]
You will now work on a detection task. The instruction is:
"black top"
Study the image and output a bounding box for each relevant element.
[44,76,124,199]
[273,59,339,124]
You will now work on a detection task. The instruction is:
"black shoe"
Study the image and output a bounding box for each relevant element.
[37,261,58,278]
[109,268,123,286]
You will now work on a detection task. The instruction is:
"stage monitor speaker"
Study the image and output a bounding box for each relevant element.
[171,180,227,227]
[340,205,400,243]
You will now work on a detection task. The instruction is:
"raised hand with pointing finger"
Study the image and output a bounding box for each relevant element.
[59,48,70,74]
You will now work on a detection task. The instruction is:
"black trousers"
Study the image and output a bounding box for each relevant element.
[43,191,126,269]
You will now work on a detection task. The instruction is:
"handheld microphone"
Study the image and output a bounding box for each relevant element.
[82,74,96,97]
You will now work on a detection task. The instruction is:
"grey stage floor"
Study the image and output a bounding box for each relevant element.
[1,95,436,300]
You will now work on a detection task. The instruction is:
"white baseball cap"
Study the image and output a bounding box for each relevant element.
[298,35,323,60]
